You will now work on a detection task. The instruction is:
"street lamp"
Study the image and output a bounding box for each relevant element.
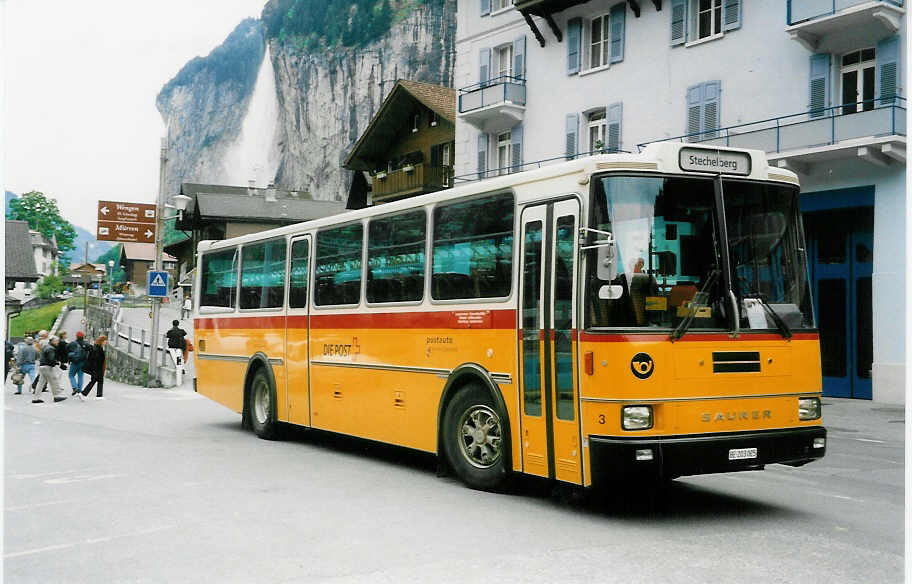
[165,194,192,222]
[108,260,114,293]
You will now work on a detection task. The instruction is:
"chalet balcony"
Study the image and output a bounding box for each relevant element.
[371,163,453,202]
[786,0,904,52]
[457,76,526,134]
[639,99,906,171]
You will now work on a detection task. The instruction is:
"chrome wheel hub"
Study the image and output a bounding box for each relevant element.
[253,381,270,424]
[458,405,503,469]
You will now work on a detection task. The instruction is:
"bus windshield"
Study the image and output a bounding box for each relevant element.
[586,174,813,332]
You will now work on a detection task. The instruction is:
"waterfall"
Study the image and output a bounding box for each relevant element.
[221,46,280,187]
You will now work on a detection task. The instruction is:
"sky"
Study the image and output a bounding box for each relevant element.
[1,0,266,233]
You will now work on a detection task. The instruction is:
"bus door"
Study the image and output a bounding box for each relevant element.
[519,199,583,484]
[285,235,312,425]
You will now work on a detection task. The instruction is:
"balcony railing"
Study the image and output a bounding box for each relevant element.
[372,163,453,200]
[788,0,903,25]
[458,75,527,114]
[638,98,905,155]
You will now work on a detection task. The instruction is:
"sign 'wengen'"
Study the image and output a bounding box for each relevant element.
[96,200,157,243]
[97,200,156,224]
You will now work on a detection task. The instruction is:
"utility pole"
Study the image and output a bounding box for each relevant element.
[148,135,168,387]
[83,241,89,311]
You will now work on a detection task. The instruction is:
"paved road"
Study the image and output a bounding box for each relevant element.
[4,383,903,583]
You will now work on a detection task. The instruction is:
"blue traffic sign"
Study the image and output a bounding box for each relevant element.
[147,270,169,297]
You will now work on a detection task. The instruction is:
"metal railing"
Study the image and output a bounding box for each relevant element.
[452,147,628,183]
[372,163,453,198]
[787,0,904,26]
[458,75,527,114]
[638,98,906,153]
[109,319,170,368]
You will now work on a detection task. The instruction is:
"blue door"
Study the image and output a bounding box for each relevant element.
[805,209,873,399]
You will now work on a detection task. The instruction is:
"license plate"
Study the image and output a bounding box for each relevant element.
[728,447,758,461]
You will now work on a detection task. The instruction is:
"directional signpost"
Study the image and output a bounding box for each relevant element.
[147,270,169,298]
[96,201,157,243]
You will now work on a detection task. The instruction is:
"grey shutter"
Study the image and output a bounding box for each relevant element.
[671,0,687,46]
[481,0,490,17]
[703,81,721,139]
[610,3,625,63]
[565,113,579,159]
[686,84,703,139]
[567,18,582,75]
[479,48,491,85]
[607,103,623,152]
[513,36,526,79]
[477,134,488,179]
[809,54,830,118]
[876,36,900,106]
[510,125,523,173]
[723,0,741,31]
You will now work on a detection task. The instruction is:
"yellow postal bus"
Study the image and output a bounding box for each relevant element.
[193,142,826,491]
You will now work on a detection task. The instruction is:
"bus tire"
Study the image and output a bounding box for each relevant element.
[443,384,509,491]
[249,368,279,440]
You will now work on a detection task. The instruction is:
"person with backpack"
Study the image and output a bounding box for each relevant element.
[80,335,106,400]
[166,320,187,382]
[67,331,91,395]
[14,337,38,395]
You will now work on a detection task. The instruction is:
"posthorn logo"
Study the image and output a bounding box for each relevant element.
[630,353,655,379]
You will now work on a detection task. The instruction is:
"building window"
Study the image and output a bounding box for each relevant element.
[587,110,607,153]
[696,0,722,40]
[495,45,513,80]
[841,48,876,115]
[589,15,611,70]
[492,0,509,11]
[497,131,512,174]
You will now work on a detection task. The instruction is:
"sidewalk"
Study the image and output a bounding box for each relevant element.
[819,397,905,445]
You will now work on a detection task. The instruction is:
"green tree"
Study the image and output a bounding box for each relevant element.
[35,273,65,299]
[6,191,77,263]
[95,244,126,284]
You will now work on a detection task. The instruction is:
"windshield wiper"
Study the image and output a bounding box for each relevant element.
[670,268,720,342]
[737,277,793,339]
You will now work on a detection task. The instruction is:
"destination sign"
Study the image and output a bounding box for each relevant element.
[679,148,751,176]
[97,200,156,224]
[97,220,156,243]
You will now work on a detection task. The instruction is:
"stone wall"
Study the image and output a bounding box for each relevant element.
[104,344,149,386]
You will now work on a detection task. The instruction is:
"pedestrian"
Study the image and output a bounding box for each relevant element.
[56,330,70,388]
[81,335,106,400]
[182,295,192,320]
[32,330,49,392]
[67,331,91,395]
[5,339,13,383]
[166,319,187,375]
[14,337,38,395]
[34,336,67,403]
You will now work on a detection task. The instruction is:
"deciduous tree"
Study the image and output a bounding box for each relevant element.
[6,191,77,263]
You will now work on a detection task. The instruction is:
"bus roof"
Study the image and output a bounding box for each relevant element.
[197,142,798,254]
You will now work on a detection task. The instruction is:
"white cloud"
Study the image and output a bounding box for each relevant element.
[2,0,265,232]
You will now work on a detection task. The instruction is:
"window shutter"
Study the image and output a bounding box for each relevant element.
[686,84,703,139]
[723,0,741,31]
[876,36,900,106]
[477,134,488,179]
[479,48,491,84]
[703,81,721,139]
[513,36,526,79]
[809,53,830,118]
[607,103,623,151]
[565,113,579,159]
[511,125,523,172]
[430,144,441,167]
[610,4,625,63]
[567,18,582,75]
[481,0,490,17]
[671,0,687,46]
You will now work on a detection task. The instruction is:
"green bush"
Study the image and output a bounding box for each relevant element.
[262,0,400,49]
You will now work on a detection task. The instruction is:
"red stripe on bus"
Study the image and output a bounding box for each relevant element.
[195,309,518,330]
[578,332,819,343]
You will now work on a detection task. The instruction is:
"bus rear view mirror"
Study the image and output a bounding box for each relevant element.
[596,242,618,281]
[598,284,624,300]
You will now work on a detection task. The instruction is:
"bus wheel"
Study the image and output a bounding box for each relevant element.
[249,368,279,440]
[443,384,509,491]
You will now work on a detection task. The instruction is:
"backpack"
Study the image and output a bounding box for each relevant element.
[68,340,86,363]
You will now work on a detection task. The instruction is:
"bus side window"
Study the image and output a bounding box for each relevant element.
[432,194,514,301]
[367,210,426,303]
[289,239,309,308]
[240,240,286,310]
[315,223,364,306]
[200,248,239,309]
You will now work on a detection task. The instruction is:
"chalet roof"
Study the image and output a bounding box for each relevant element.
[175,183,346,230]
[344,80,456,171]
[70,263,106,274]
[5,221,40,281]
[120,243,177,263]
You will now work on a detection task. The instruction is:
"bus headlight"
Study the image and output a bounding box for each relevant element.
[622,405,653,430]
[798,397,821,420]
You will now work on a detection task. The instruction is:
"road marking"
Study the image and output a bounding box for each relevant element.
[6,498,83,512]
[10,470,89,480]
[4,525,174,559]
[45,473,124,484]
[855,438,885,444]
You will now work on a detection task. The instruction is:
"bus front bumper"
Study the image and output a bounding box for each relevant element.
[588,426,826,485]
